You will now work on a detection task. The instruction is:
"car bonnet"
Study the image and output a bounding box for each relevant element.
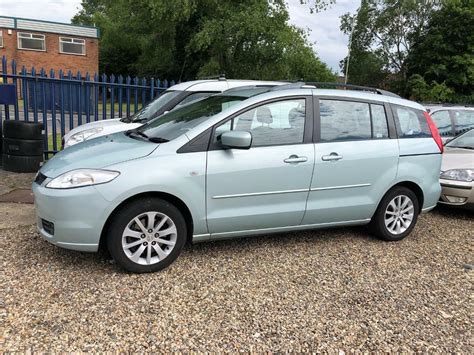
[40,132,159,178]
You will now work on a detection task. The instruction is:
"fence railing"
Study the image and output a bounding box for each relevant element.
[1,56,176,158]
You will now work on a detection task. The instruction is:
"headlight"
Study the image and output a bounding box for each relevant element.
[65,127,103,147]
[440,169,474,182]
[46,169,120,189]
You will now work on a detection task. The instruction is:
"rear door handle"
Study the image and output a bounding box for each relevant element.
[284,155,308,164]
[321,152,343,161]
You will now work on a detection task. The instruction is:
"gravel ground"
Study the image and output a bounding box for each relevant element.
[1,206,472,352]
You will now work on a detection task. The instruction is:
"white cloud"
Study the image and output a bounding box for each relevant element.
[0,0,81,24]
[287,0,360,73]
[0,0,359,74]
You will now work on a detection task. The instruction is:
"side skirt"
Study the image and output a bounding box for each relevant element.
[191,219,371,243]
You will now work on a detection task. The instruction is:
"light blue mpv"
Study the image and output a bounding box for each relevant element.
[33,85,443,273]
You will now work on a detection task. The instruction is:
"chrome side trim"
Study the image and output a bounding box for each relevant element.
[212,188,309,200]
[210,219,371,237]
[311,183,371,192]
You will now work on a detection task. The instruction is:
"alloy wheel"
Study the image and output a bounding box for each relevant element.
[384,195,415,235]
[121,211,177,265]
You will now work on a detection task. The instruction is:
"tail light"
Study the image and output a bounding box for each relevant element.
[424,111,443,153]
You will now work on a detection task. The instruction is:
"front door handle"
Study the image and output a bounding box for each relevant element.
[321,152,343,161]
[284,155,308,164]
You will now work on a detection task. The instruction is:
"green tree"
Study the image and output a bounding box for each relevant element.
[340,0,438,85]
[72,0,335,82]
[405,0,474,98]
[339,49,388,87]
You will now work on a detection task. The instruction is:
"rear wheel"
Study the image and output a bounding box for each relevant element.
[107,198,187,273]
[370,187,419,241]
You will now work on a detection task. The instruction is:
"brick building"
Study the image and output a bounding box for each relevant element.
[0,16,99,75]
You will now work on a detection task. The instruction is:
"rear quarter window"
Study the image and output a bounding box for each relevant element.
[393,105,431,138]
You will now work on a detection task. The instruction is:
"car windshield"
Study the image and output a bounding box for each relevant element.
[135,95,245,141]
[120,90,182,123]
[446,129,474,149]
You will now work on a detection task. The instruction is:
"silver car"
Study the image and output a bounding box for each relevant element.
[33,84,443,273]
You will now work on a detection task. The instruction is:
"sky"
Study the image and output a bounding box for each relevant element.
[0,0,360,74]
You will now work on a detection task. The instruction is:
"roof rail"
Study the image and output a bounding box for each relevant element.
[197,74,226,81]
[271,81,401,98]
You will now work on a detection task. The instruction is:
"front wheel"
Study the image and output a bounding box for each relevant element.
[107,198,187,273]
[369,187,419,241]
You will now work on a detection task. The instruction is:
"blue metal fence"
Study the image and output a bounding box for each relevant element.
[0,56,175,158]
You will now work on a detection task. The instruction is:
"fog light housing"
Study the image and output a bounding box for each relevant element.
[445,195,467,203]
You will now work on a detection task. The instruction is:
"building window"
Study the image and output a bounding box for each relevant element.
[18,32,46,51]
[59,37,85,55]
[0,31,3,48]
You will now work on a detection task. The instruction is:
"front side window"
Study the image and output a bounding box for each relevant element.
[320,100,371,141]
[446,128,474,149]
[18,32,45,51]
[175,92,216,108]
[59,37,85,55]
[431,110,453,137]
[454,110,474,135]
[393,105,431,138]
[215,99,306,147]
[138,95,245,141]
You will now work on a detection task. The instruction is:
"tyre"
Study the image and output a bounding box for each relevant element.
[3,138,44,156]
[2,154,43,173]
[369,186,419,241]
[3,120,43,140]
[107,198,187,273]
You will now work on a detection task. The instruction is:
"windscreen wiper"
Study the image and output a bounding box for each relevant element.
[148,137,169,143]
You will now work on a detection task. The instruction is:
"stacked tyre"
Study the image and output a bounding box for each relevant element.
[2,120,44,173]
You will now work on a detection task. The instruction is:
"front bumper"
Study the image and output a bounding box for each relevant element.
[32,181,113,252]
[438,178,474,210]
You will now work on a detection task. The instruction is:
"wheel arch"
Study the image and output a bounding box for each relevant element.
[379,181,425,213]
[99,191,195,251]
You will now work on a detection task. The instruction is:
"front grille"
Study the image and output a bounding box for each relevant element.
[35,172,47,185]
[42,219,55,236]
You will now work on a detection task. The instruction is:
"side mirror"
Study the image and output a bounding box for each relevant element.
[220,131,252,149]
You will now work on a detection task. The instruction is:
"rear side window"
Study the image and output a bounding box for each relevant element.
[319,100,389,141]
[320,100,371,141]
[431,110,453,137]
[371,104,389,139]
[393,105,431,138]
[453,110,474,135]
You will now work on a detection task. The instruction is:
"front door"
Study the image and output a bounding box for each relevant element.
[303,98,399,225]
[206,97,315,236]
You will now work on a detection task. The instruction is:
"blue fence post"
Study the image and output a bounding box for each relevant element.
[21,66,29,121]
[39,68,48,157]
[67,70,74,130]
[126,76,131,117]
[2,56,10,120]
[141,77,147,108]
[110,74,115,119]
[133,76,139,113]
[85,73,91,123]
[76,71,82,126]
[150,78,155,101]
[94,73,99,121]
[11,59,19,120]
[31,67,38,123]
[101,73,107,120]
[50,68,58,152]
[58,69,65,140]
[118,75,123,118]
